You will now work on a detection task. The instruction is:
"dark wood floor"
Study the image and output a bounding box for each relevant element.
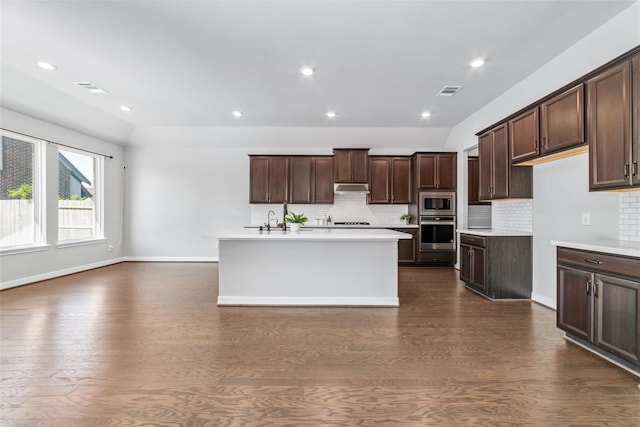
[1,263,639,426]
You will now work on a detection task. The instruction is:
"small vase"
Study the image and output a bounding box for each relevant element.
[289,223,301,232]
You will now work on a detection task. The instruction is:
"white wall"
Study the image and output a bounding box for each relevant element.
[0,108,126,288]
[445,3,640,307]
[124,126,450,260]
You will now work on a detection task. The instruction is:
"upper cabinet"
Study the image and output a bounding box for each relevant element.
[478,124,532,201]
[468,157,490,206]
[334,149,369,183]
[249,156,289,203]
[289,156,334,204]
[415,153,457,190]
[588,55,640,191]
[509,84,585,164]
[368,156,412,204]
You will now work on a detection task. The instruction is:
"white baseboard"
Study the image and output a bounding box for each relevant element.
[1,257,125,290]
[531,292,556,310]
[217,296,399,306]
[123,256,218,262]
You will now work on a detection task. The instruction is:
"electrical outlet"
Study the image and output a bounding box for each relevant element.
[581,213,591,226]
[108,245,114,252]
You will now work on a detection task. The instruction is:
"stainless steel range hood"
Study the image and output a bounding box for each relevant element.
[334,183,370,194]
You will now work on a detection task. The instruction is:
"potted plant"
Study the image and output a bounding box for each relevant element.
[400,214,412,225]
[284,211,308,232]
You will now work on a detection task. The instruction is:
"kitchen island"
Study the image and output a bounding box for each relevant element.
[207,228,411,306]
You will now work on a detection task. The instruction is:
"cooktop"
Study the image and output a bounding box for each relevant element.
[333,221,371,225]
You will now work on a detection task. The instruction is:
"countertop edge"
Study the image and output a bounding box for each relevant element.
[551,240,640,258]
[456,229,533,237]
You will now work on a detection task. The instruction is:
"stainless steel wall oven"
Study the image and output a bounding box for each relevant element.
[419,216,456,251]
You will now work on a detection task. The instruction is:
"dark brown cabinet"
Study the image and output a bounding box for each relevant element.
[509,107,539,163]
[459,233,532,299]
[289,156,334,204]
[478,124,532,201]
[368,156,412,204]
[540,84,585,155]
[249,156,289,203]
[334,149,369,183]
[557,248,640,366]
[467,157,489,206]
[392,227,417,264]
[588,56,640,190]
[415,153,456,190]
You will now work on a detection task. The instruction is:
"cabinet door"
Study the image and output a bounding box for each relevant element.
[437,154,457,190]
[394,228,417,264]
[312,157,334,204]
[391,157,412,203]
[491,124,510,199]
[459,244,472,283]
[368,157,391,203]
[588,61,631,190]
[471,246,487,293]
[249,157,270,203]
[333,150,351,183]
[541,84,585,155]
[467,157,489,205]
[478,132,493,201]
[557,265,592,342]
[417,154,437,189]
[289,157,312,204]
[509,107,539,162]
[268,157,289,203]
[633,55,640,186]
[351,150,369,183]
[594,273,640,364]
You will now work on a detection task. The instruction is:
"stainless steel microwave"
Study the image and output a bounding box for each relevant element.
[419,191,456,216]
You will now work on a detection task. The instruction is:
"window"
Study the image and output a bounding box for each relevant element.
[0,130,44,249]
[57,147,103,242]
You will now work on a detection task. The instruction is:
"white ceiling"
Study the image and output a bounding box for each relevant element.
[0,0,635,145]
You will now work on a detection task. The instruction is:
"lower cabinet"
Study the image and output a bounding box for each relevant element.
[392,227,417,264]
[459,233,532,299]
[557,248,640,367]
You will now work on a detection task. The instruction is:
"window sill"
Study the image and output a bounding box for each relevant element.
[0,244,51,256]
[56,238,107,249]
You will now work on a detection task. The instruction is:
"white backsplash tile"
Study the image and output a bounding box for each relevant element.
[491,199,533,232]
[619,191,640,242]
[468,205,492,229]
[250,193,409,226]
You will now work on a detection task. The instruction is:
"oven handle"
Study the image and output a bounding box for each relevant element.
[420,221,456,225]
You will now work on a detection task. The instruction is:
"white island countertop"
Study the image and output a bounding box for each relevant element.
[457,228,533,237]
[208,228,412,242]
[551,239,640,258]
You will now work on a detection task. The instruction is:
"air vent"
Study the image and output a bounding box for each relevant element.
[437,86,462,97]
[74,82,106,94]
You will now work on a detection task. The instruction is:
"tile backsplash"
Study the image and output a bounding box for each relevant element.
[250,193,409,226]
[619,191,640,242]
[491,199,533,233]
[468,205,492,229]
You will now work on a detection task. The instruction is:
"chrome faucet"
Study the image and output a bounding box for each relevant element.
[266,210,276,230]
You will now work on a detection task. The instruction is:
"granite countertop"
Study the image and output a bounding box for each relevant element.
[551,239,640,258]
[456,228,533,237]
[207,228,413,242]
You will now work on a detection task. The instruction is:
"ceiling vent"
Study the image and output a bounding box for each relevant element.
[74,82,106,94]
[437,86,462,97]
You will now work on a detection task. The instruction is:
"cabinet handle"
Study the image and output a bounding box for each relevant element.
[542,136,547,149]
[584,258,603,265]
[593,281,599,298]
[633,162,638,177]
[586,280,591,295]
[469,238,475,242]
[534,139,538,149]
[624,163,630,177]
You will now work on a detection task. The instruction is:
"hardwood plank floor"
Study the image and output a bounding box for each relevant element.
[1,263,639,426]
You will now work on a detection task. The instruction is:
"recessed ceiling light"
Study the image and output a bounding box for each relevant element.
[232,110,243,117]
[300,66,314,76]
[326,111,336,119]
[120,105,133,112]
[470,57,485,68]
[37,61,57,71]
[421,111,431,118]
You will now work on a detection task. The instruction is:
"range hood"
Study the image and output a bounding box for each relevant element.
[334,183,370,194]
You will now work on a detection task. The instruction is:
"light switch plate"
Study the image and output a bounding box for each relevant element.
[581,213,591,226]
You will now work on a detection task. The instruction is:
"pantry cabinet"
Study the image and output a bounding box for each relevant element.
[588,55,640,190]
[368,156,412,204]
[557,247,640,366]
[249,156,289,203]
[334,149,369,183]
[415,153,456,190]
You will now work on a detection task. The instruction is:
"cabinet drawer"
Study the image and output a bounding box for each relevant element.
[418,251,455,265]
[557,248,640,280]
[460,234,487,247]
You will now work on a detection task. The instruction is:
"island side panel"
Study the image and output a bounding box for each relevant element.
[218,239,399,306]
